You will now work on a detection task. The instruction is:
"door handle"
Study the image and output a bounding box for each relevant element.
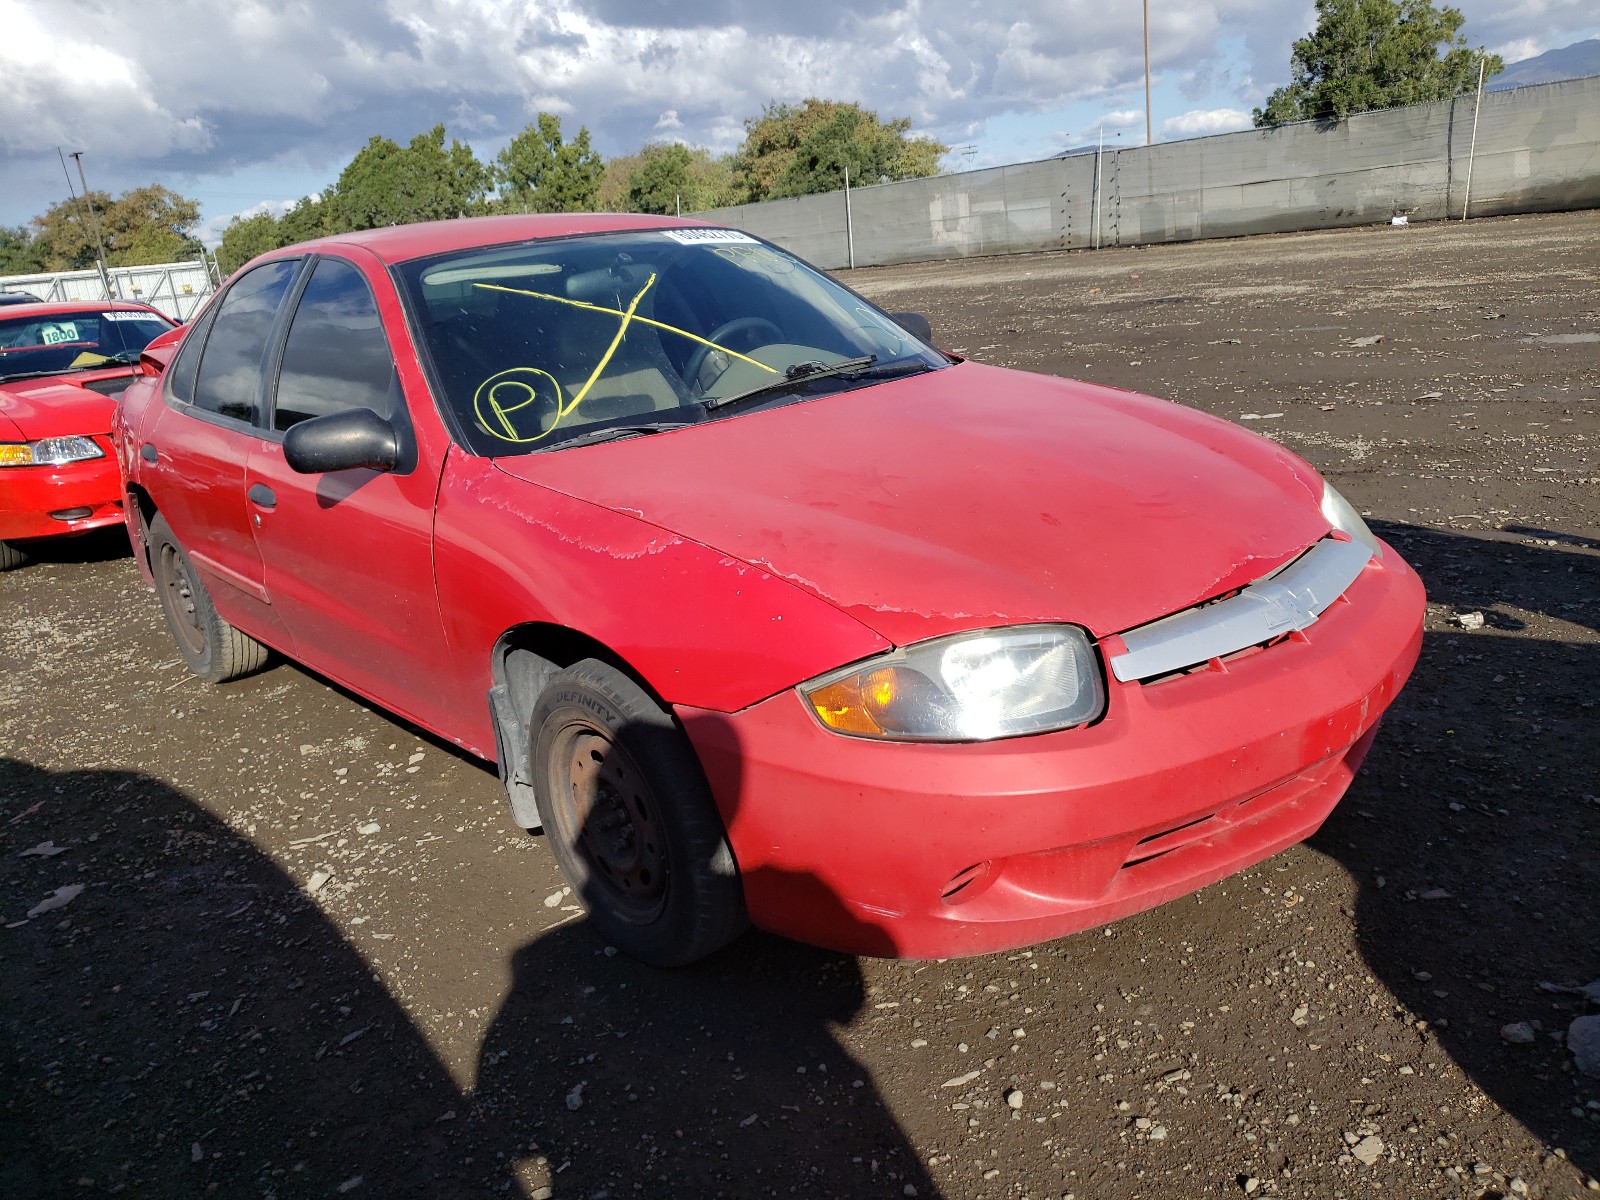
[247,483,276,510]
[139,443,157,464]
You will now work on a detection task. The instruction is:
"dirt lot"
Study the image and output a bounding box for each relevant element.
[3,209,1597,1199]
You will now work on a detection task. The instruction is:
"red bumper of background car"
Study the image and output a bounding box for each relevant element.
[679,546,1425,959]
[0,441,122,542]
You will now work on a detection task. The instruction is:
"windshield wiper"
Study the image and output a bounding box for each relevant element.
[703,355,877,414]
[847,357,939,382]
[0,355,141,385]
[538,419,691,450]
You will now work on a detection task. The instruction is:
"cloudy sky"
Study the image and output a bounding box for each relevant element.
[2,0,1596,246]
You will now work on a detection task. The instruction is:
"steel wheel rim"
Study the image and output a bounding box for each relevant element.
[159,543,207,659]
[551,722,667,924]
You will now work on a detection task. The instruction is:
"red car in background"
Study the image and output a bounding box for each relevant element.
[1,300,177,569]
[115,215,1425,966]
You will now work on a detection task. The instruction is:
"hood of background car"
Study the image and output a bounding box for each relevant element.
[0,375,120,441]
[497,361,1333,646]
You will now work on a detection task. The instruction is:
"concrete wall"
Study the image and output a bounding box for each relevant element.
[697,76,1600,270]
[0,259,218,321]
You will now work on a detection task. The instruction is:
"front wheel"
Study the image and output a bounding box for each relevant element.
[531,660,746,966]
[0,541,28,571]
[147,514,269,683]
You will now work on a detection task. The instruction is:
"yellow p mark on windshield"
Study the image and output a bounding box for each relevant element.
[474,367,562,444]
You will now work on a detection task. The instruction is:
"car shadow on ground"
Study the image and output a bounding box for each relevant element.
[476,712,939,1199]
[2,756,940,1198]
[4,526,130,571]
[1310,521,1599,1179]
[0,760,502,1197]
[478,916,937,1197]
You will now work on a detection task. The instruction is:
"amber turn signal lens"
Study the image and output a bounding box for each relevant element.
[0,444,34,467]
[808,677,884,736]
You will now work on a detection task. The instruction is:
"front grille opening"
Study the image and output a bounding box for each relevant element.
[940,862,991,905]
[1123,812,1217,867]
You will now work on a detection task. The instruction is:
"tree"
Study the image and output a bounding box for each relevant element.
[278,189,337,244]
[216,211,284,277]
[619,144,738,215]
[731,99,947,202]
[28,186,203,270]
[333,126,492,230]
[0,226,43,276]
[496,114,605,213]
[624,144,695,215]
[1254,0,1501,126]
[102,186,204,265]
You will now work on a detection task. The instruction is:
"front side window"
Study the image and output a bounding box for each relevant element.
[394,229,946,455]
[191,260,298,425]
[273,258,397,432]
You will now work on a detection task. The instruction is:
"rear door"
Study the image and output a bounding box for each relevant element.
[243,253,460,734]
[139,259,301,645]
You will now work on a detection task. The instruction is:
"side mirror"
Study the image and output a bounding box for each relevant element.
[283,408,399,474]
[889,311,933,344]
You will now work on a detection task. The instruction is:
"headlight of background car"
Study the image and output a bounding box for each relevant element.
[1320,482,1382,557]
[802,625,1105,742]
[0,437,105,468]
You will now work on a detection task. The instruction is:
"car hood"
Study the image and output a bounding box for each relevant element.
[497,361,1333,645]
[0,373,120,441]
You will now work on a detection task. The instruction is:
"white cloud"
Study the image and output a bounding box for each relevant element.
[1161,107,1254,137]
[1,0,1596,227]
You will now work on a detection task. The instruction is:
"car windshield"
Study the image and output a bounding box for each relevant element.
[0,310,175,382]
[395,229,947,454]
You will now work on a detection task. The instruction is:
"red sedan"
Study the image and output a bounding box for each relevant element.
[114,215,1424,965]
[1,300,177,569]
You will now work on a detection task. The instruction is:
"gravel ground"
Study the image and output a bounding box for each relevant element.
[3,208,1597,1199]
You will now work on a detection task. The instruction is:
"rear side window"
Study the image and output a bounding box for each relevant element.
[165,303,220,406]
[273,258,396,432]
[191,260,298,425]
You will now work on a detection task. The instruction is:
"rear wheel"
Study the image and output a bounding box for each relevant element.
[531,659,746,966]
[147,514,268,683]
[0,541,28,571]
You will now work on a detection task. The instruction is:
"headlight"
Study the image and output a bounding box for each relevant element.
[1320,482,1381,557]
[0,437,105,468]
[801,625,1105,742]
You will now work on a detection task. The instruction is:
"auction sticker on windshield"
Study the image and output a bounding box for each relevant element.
[661,229,759,245]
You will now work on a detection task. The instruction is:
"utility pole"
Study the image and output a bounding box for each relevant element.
[1143,0,1153,146]
[61,150,116,300]
[1461,51,1488,221]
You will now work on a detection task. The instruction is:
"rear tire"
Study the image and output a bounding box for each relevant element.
[147,513,268,683]
[0,541,29,571]
[531,659,746,966]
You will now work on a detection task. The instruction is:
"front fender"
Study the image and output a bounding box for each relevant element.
[434,451,890,750]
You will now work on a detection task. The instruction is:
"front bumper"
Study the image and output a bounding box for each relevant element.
[678,543,1425,959]
[0,444,122,542]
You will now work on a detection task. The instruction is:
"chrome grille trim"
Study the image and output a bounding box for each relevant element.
[1108,537,1373,683]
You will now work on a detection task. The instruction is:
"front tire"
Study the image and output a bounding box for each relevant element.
[0,541,29,571]
[147,513,269,683]
[531,659,746,966]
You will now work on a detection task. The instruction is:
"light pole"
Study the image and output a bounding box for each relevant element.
[65,151,116,300]
[1144,0,1153,146]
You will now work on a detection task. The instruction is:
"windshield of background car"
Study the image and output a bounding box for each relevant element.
[394,229,945,455]
[0,310,175,382]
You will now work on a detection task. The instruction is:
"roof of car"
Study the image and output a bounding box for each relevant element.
[0,299,170,320]
[272,213,725,266]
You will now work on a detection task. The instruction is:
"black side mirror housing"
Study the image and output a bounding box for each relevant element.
[889,311,933,344]
[283,408,399,474]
